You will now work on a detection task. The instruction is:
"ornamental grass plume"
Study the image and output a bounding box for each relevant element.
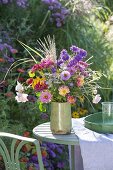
[14,36,102,111]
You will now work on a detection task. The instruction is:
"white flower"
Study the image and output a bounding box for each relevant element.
[15,81,24,92]
[15,92,28,103]
[92,94,101,104]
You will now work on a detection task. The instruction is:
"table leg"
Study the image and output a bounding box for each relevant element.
[70,145,75,170]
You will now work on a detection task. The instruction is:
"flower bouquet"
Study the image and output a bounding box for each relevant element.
[15,36,101,134]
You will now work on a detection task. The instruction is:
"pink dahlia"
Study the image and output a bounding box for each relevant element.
[39,91,52,103]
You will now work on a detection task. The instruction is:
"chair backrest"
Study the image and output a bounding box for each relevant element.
[0,132,44,170]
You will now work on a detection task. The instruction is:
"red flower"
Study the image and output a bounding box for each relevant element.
[23,131,30,137]
[26,78,33,85]
[0,58,5,62]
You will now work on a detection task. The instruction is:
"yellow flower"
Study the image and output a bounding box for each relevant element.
[58,85,70,97]
[72,111,80,118]
[78,108,88,116]
[78,96,85,103]
[28,70,35,78]
[32,77,45,89]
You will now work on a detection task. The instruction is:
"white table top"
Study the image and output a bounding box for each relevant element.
[33,121,79,145]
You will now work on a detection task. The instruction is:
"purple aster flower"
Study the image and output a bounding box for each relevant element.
[70,45,80,53]
[57,59,63,66]
[60,49,69,61]
[79,49,87,57]
[42,0,69,27]
[48,150,56,158]
[67,59,77,67]
[51,67,56,73]
[67,66,76,75]
[74,53,83,62]
[60,70,71,81]
[39,91,52,103]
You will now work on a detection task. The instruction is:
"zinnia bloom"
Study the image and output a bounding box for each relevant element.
[67,96,76,104]
[58,86,70,97]
[60,71,71,81]
[39,91,52,103]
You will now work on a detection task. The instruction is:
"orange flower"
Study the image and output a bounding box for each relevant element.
[41,150,47,157]
[76,76,84,87]
[67,96,76,104]
[0,58,5,62]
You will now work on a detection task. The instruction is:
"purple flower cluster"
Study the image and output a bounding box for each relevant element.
[22,142,69,170]
[0,43,17,63]
[0,0,28,8]
[42,0,70,27]
[58,45,87,67]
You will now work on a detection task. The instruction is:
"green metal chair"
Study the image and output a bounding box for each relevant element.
[0,132,44,170]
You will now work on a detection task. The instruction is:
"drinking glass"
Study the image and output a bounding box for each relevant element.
[102,102,113,124]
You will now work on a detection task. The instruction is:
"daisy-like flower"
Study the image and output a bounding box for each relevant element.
[60,71,71,81]
[15,92,28,103]
[58,86,70,97]
[39,91,52,103]
[72,111,80,118]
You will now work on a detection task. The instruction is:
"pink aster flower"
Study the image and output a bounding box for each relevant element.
[58,86,70,97]
[60,71,71,81]
[39,91,52,103]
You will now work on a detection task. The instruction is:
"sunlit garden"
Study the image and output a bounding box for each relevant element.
[0,0,113,169]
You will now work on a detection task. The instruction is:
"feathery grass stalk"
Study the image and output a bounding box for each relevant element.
[18,40,43,61]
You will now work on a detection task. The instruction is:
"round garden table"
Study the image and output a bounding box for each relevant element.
[33,121,79,170]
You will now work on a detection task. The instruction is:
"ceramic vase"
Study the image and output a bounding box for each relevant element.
[50,102,72,134]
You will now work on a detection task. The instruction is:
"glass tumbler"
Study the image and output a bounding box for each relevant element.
[102,102,113,124]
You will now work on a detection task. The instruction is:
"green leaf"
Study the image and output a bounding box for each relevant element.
[38,102,46,112]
